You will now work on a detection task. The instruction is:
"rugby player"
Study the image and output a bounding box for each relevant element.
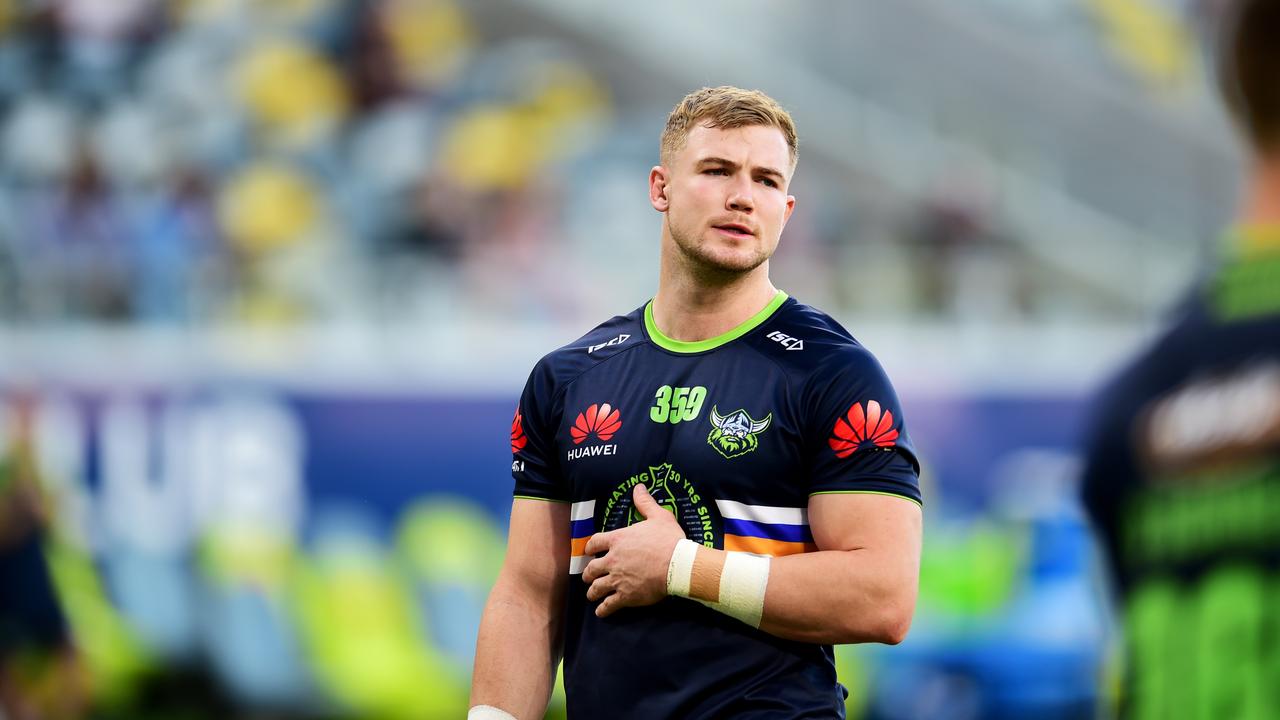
[1081,1,1280,717]
[471,86,923,719]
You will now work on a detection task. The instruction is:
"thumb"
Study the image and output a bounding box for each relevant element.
[632,483,663,519]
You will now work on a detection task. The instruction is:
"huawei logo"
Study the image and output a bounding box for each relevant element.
[511,409,527,453]
[570,403,622,445]
[829,400,899,458]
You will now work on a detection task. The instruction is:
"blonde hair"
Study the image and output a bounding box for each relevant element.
[660,86,798,169]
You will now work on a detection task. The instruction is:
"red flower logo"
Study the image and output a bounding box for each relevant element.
[570,403,622,445]
[511,408,527,454]
[829,400,899,458]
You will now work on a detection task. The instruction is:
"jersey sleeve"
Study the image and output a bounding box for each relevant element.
[802,349,922,504]
[511,357,568,502]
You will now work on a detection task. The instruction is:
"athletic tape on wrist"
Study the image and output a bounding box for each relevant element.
[718,550,770,628]
[468,705,517,720]
[666,538,770,628]
[666,538,698,597]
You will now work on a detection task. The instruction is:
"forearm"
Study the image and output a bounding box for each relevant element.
[758,548,916,644]
[671,542,917,645]
[591,491,922,645]
[471,576,563,719]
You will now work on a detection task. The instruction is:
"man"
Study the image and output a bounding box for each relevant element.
[1081,2,1280,717]
[471,87,923,719]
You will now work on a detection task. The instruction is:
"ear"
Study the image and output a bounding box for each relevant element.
[649,166,670,212]
[781,194,796,228]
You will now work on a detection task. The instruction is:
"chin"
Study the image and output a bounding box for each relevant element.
[670,227,772,275]
[689,246,769,275]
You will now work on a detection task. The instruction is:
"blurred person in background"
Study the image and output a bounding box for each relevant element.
[471,86,923,719]
[0,396,88,720]
[1081,0,1280,717]
[19,143,133,322]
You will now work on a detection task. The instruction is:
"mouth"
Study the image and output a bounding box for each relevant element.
[713,223,755,238]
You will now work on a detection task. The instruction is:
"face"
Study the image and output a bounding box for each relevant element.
[650,123,796,277]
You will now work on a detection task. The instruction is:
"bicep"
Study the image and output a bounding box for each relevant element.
[808,493,922,573]
[500,498,572,598]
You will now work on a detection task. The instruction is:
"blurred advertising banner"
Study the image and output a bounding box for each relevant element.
[0,384,1107,720]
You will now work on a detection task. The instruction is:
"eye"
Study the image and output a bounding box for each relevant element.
[758,177,778,188]
[704,168,728,176]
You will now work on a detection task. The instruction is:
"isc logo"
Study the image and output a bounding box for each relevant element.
[588,334,631,354]
[766,331,804,351]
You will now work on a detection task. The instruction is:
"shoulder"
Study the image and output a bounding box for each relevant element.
[744,297,891,384]
[1087,295,1206,433]
[1080,293,1218,504]
[526,305,646,393]
[1080,298,1207,514]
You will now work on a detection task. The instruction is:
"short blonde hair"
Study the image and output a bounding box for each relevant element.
[660,86,798,169]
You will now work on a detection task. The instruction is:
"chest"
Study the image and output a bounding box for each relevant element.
[555,347,807,522]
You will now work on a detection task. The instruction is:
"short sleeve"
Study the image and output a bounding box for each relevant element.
[511,358,568,502]
[803,349,922,504]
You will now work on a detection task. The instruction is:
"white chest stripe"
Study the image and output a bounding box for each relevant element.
[570,500,596,521]
[714,499,807,526]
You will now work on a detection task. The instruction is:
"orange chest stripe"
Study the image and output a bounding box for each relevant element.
[724,535,817,557]
[570,535,593,556]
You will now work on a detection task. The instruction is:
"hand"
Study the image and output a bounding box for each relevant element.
[581,484,685,618]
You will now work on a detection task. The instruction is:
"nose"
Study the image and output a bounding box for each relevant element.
[726,176,754,213]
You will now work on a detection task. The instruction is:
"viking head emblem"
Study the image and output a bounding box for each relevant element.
[707,406,772,459]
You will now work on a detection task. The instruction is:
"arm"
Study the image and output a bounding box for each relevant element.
[759,492,920,644]
[582,486,921,645]
[471,498,571,719]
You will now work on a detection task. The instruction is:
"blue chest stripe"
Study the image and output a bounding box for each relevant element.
[722,518,814,543]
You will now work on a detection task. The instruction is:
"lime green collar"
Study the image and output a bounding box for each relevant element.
[644,290,788,354]
[1213,225,1280,320]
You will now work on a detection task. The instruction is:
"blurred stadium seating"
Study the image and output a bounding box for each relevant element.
[0,0,1241,336]
[0,0,1245,718]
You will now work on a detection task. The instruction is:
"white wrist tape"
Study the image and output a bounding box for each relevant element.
[665,538,770,628]
[666,538,699,597]
[469,706,517,720]
[718,550,771,628]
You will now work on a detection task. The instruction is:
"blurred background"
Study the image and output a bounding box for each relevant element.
[0,0,1247,718]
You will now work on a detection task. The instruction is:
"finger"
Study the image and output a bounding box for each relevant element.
[584,531,614,556]
[631,483,663,519]
[585,575,615,603]
[581,557,608,585]
[595,593,622,618]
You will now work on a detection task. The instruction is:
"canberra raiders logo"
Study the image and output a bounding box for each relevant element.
[602,462,717,547]
[707,406,772,459]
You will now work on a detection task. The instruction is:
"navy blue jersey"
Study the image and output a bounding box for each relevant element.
[1081,240,1280,719]
[511,292,921,719]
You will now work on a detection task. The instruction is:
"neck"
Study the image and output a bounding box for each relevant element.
[1241,154,1280,222]
[651,228,779,342]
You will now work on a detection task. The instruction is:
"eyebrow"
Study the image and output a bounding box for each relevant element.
[695,156,786,182]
